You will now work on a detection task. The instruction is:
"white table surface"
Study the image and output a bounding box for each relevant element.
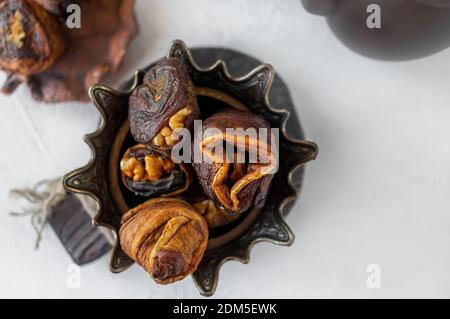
[1,0,449,299]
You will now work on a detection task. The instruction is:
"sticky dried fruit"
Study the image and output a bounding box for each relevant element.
[0,0,64,75]
[193,109,277,215]
[193,199,239,228]
[0,0,138,103]
[129,58,200,149]
[120,144,192,197]
[180,182,240,228]
[119,198,208,284]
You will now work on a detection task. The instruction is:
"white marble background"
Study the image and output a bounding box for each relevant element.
[0,0,449,299]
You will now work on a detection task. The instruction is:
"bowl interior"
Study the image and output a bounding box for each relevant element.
[108,87,265,250]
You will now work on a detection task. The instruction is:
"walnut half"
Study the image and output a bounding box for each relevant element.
[120,144,192,198]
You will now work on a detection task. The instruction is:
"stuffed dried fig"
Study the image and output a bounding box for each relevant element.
[129,58,200,149]
[0,0,64,76]
[180,182,240,228]
[119,198,209,284]
[193,199,239,228]
[120,144,192,197]
[1,0,138,102]
[193,109,277,215]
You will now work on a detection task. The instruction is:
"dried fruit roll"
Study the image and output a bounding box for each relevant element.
[119,198,209,284]
[129,58,200,149]
[193,109,277,215]
[120,144,192,198]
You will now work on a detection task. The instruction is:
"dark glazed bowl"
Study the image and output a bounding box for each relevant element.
[301,0,450,61]
[63,40,318,296]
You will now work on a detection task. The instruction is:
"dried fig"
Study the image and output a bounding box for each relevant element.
[193,109,277,215]
[129,58,200,149]
[180,181,240,228]
[120,144,192,198]
[193,199,239,228]
[119,198,209,284]
[0,0,64,76]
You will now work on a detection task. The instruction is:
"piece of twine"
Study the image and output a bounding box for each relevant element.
[9,178,116,249]
[9,178,66,249]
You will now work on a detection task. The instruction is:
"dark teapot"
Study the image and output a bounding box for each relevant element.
[301,0,450,60]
